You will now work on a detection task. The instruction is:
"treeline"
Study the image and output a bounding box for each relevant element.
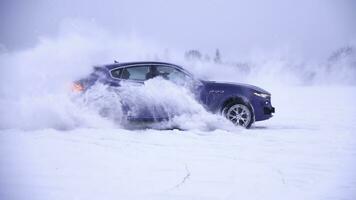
[184,49,222,63]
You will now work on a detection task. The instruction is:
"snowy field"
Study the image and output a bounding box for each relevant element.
[1,0,356,199]
[1,86,356,200]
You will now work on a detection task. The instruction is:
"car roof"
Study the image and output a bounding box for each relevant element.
[102,61,184,71]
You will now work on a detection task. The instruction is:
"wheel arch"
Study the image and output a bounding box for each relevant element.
[220,95,255,122]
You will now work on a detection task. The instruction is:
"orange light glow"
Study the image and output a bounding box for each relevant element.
[72,83,84,92]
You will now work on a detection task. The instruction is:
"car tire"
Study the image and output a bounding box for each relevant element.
[222,102,254,128]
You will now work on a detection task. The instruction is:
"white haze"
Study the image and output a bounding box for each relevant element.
[1,0,355,60]
[0,2,356,200]
[0,21,355,131]
[0,22,235,131]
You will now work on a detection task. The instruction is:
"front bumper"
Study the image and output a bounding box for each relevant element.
[264,106,275,115]
[251,95,275,121]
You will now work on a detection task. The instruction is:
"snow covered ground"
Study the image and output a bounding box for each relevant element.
[1,1,355,199]
[1,86,356,200]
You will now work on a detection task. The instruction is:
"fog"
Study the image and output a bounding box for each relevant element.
[1,0,355,60]
[0,0,355,130]
[0,3,356,130]
[1,2,356,199]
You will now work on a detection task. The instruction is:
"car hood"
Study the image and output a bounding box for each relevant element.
[201,80,270,95]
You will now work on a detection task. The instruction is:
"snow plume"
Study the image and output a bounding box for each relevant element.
[70,78,235,131]
[114,78,235,131]
[0,22,235,131]
[0,22,114,130]
[69,79,227,131]
[0,20,355,130]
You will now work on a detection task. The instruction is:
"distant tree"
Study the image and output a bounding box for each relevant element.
[328,45,355,63]
[0,44,7,54]
[204,54,211,62]
[214,49,221,63]
[185,50,202,61]
[163,48,170,60]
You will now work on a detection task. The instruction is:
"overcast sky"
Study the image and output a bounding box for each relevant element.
[1,0,355,60]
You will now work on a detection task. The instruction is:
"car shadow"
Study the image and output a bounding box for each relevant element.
[251,125,314,131]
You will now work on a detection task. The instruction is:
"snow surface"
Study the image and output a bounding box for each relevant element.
[1,22,356,200]
[1,86,356,200]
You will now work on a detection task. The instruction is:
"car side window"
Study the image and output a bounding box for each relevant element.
[154,66,191,84]
[120,66,149,81]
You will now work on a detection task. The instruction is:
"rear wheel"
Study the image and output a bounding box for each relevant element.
[223,103,253,128]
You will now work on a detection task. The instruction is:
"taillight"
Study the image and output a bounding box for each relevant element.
[72,82,84,92]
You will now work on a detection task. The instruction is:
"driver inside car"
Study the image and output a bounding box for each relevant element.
[145,66,160,79]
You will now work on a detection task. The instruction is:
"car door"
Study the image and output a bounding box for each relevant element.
[153,64,205,106]
[110,65,155,119]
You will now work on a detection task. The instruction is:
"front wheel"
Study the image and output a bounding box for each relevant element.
[223,103,254,128]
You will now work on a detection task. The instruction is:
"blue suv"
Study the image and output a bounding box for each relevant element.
[74,61,275,128]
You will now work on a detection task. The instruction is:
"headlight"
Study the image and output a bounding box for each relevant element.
[254,92,270,98]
